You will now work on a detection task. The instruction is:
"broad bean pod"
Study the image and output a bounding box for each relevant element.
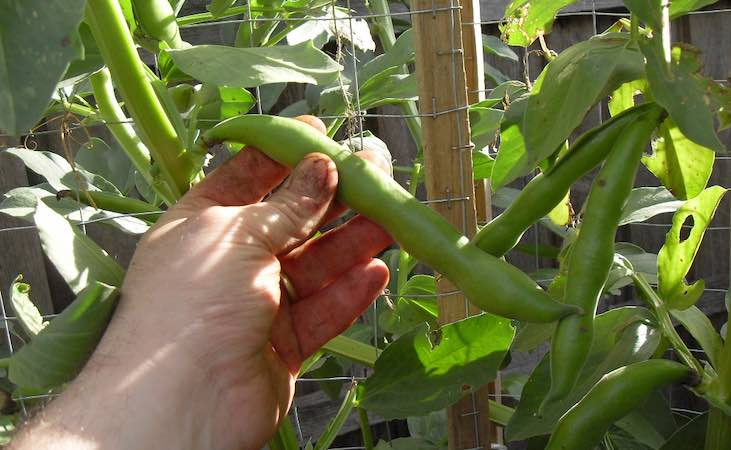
[196,115,581,323]
[131,0,183,49]
[545,359,692,450]
[472,103,664,257]
[543,105,665,406]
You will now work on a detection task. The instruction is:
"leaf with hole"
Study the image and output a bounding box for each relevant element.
[0,0,86,135]
[9,282,119,391]
[358,314,514,419]
[657,185,726,310]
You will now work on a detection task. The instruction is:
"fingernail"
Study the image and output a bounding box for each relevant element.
[289,154,335,200]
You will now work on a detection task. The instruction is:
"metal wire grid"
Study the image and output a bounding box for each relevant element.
[0,0,728,447]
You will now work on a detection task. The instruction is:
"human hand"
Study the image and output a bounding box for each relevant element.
[11,116,392,450]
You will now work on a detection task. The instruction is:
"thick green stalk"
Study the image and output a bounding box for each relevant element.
[368,0,422,152]
[86,0,193,199]
[705,408,731,450]
[267,416,300,450]
[89,69,175,206]
[58,190,162,223]
[632,273,704,374]
[314,383,358,450]
[358,408,375,450]
[322,335,380,367]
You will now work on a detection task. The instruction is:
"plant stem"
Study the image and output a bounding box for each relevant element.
[268,416,300,450]
[632,273,704,374]
[488,399,513,426]
[58,101,97,117]
[86,0,193,199]
[314,382,358,450]
[358,407,375,450]
[89,69,176,206]
[705,407,731,450]
[630,13,640,43]
[368,0,423,153]
[538,35,555,61]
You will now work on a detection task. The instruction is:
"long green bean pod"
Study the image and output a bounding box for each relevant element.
[131,0,184,49]
[195,115,581,323]
[472,102,664,257]
[543,105,665,406]
[545,359,692,450]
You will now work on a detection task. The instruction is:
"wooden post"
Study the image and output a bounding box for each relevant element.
[411,0,492,448]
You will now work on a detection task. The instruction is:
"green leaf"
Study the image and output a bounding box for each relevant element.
[641,37,725,152]
[472,150,494,181]
[268,416,301,450]
[61,22,105,88]
[167,42,342,88]
[608,79,648,117]
[482,35,518,61]
[0,0,86,135]
[624,0,662,29]
[379,275,439,337]
[500,0,578,46]
[480,80,527,109]
[9,275,46,337]
[358,314,514,419]
[407,410,448,445]
[619,187,684,225]
[659,412,707,450]
[358,29,414,83]
[76,138,136,195]
[469,106,503,151]
[195,84,256,129]
[207,0,237,17]
[512,321,556,353]
[9,282,119,391]
[0,415,17,446]
[671,306,723,368]
[670,0,720,18]
[524,34,645,166]
[33,200,125,294]
[657,186,726,310]
[643,118,715,200]
[506,306,660,441]
[375,437,444,450]
[491,96,528,189]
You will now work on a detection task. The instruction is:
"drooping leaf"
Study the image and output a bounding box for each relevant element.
[641,37,725,153]
[9,275,46,337]
[479,80,527,109]
[643,118,715,200]
[671,306,723,368]
[75,138,136,195]
[357,29,414,84]
[167,42,342,88]
[524,34,645,165]
[482,35,518,61]
[619,187,684,225]
[33,200,125,294]
[4,148,121,195]
[0,185,150,235]
[657,186,726,310]
[9,282,119,391]
[472,150,494,181]
[358,314,514,419]
[0,0,86,135]
[500,0,578,46]
[506,307,660,441]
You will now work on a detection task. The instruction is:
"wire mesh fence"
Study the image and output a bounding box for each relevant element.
[0,0,729,448]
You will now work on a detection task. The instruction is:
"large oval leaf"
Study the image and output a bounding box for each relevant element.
[9,282,119,391]
[358,314,514,419]
[500,0,578,46]
[167,42,342,88]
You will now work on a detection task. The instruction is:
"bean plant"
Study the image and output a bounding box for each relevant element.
[0,0,730,449]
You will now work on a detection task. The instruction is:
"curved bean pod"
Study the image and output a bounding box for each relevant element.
[543,105,665,405]
[546,359,692,450]
[472,102,664,257]
[196,115,581,323]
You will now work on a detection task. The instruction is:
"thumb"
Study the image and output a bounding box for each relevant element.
[244,153,338,255]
